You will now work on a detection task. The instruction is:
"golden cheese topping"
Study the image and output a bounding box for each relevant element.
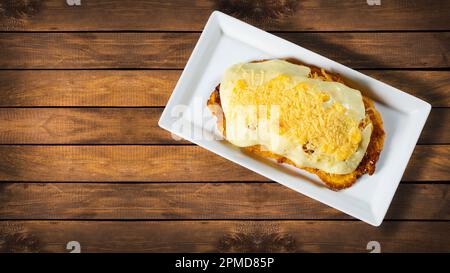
[220,60,373,174]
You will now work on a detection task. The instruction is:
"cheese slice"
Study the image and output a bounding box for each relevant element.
[219,59,373,174]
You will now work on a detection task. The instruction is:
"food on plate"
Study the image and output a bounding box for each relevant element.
[207,59,385,190]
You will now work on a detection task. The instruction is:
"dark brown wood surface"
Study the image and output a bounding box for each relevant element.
[0,70,448,107]
[0,221,448,253]
[0,108,448,144]
[0,32,448,69]
[0,0,448,253]
[0,145,447,182]
[0,0,448,31]
[0,183,448,220]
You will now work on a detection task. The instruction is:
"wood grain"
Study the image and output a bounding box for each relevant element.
[0,145,447,182]
[360,71,450,107]
[421,109,450,144]
[0,220,448,252]
[0,32,197,69]
[0,183,447,220]
[0,0,447,255]
[0,0,449,31]
[0,70,178,107]
[0,32,448,69]
[0,108,447,144]
[0,108,177,144]
[0,70,448,107]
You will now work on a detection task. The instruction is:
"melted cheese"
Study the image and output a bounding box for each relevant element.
[220,60,373,174]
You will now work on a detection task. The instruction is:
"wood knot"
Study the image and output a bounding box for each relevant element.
[0,0,42,19]
[0,232,40,253]
[217,227,296,252]
[214,0,298,25]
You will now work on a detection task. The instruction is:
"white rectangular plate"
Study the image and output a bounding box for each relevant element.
[158,11,431,226]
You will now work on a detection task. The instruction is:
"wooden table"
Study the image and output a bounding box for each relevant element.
[0,0,448,253]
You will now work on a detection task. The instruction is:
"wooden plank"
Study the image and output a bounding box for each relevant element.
[0,108,177,144]
[0,32,196,69]
[421,109,450,144]
[0,221,447,252]
[0,145,447,182]
[0,0,449,31]
[0,70,448,107]
[0,108,447,144]
[0,70,178,107]
[0,183,447,220]
[0,32,448,69]
[360,71,450,107]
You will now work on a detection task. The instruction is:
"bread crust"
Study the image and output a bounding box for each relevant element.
[207,59,385,190]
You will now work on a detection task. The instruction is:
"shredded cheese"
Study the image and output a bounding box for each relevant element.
[229,75,361,161]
